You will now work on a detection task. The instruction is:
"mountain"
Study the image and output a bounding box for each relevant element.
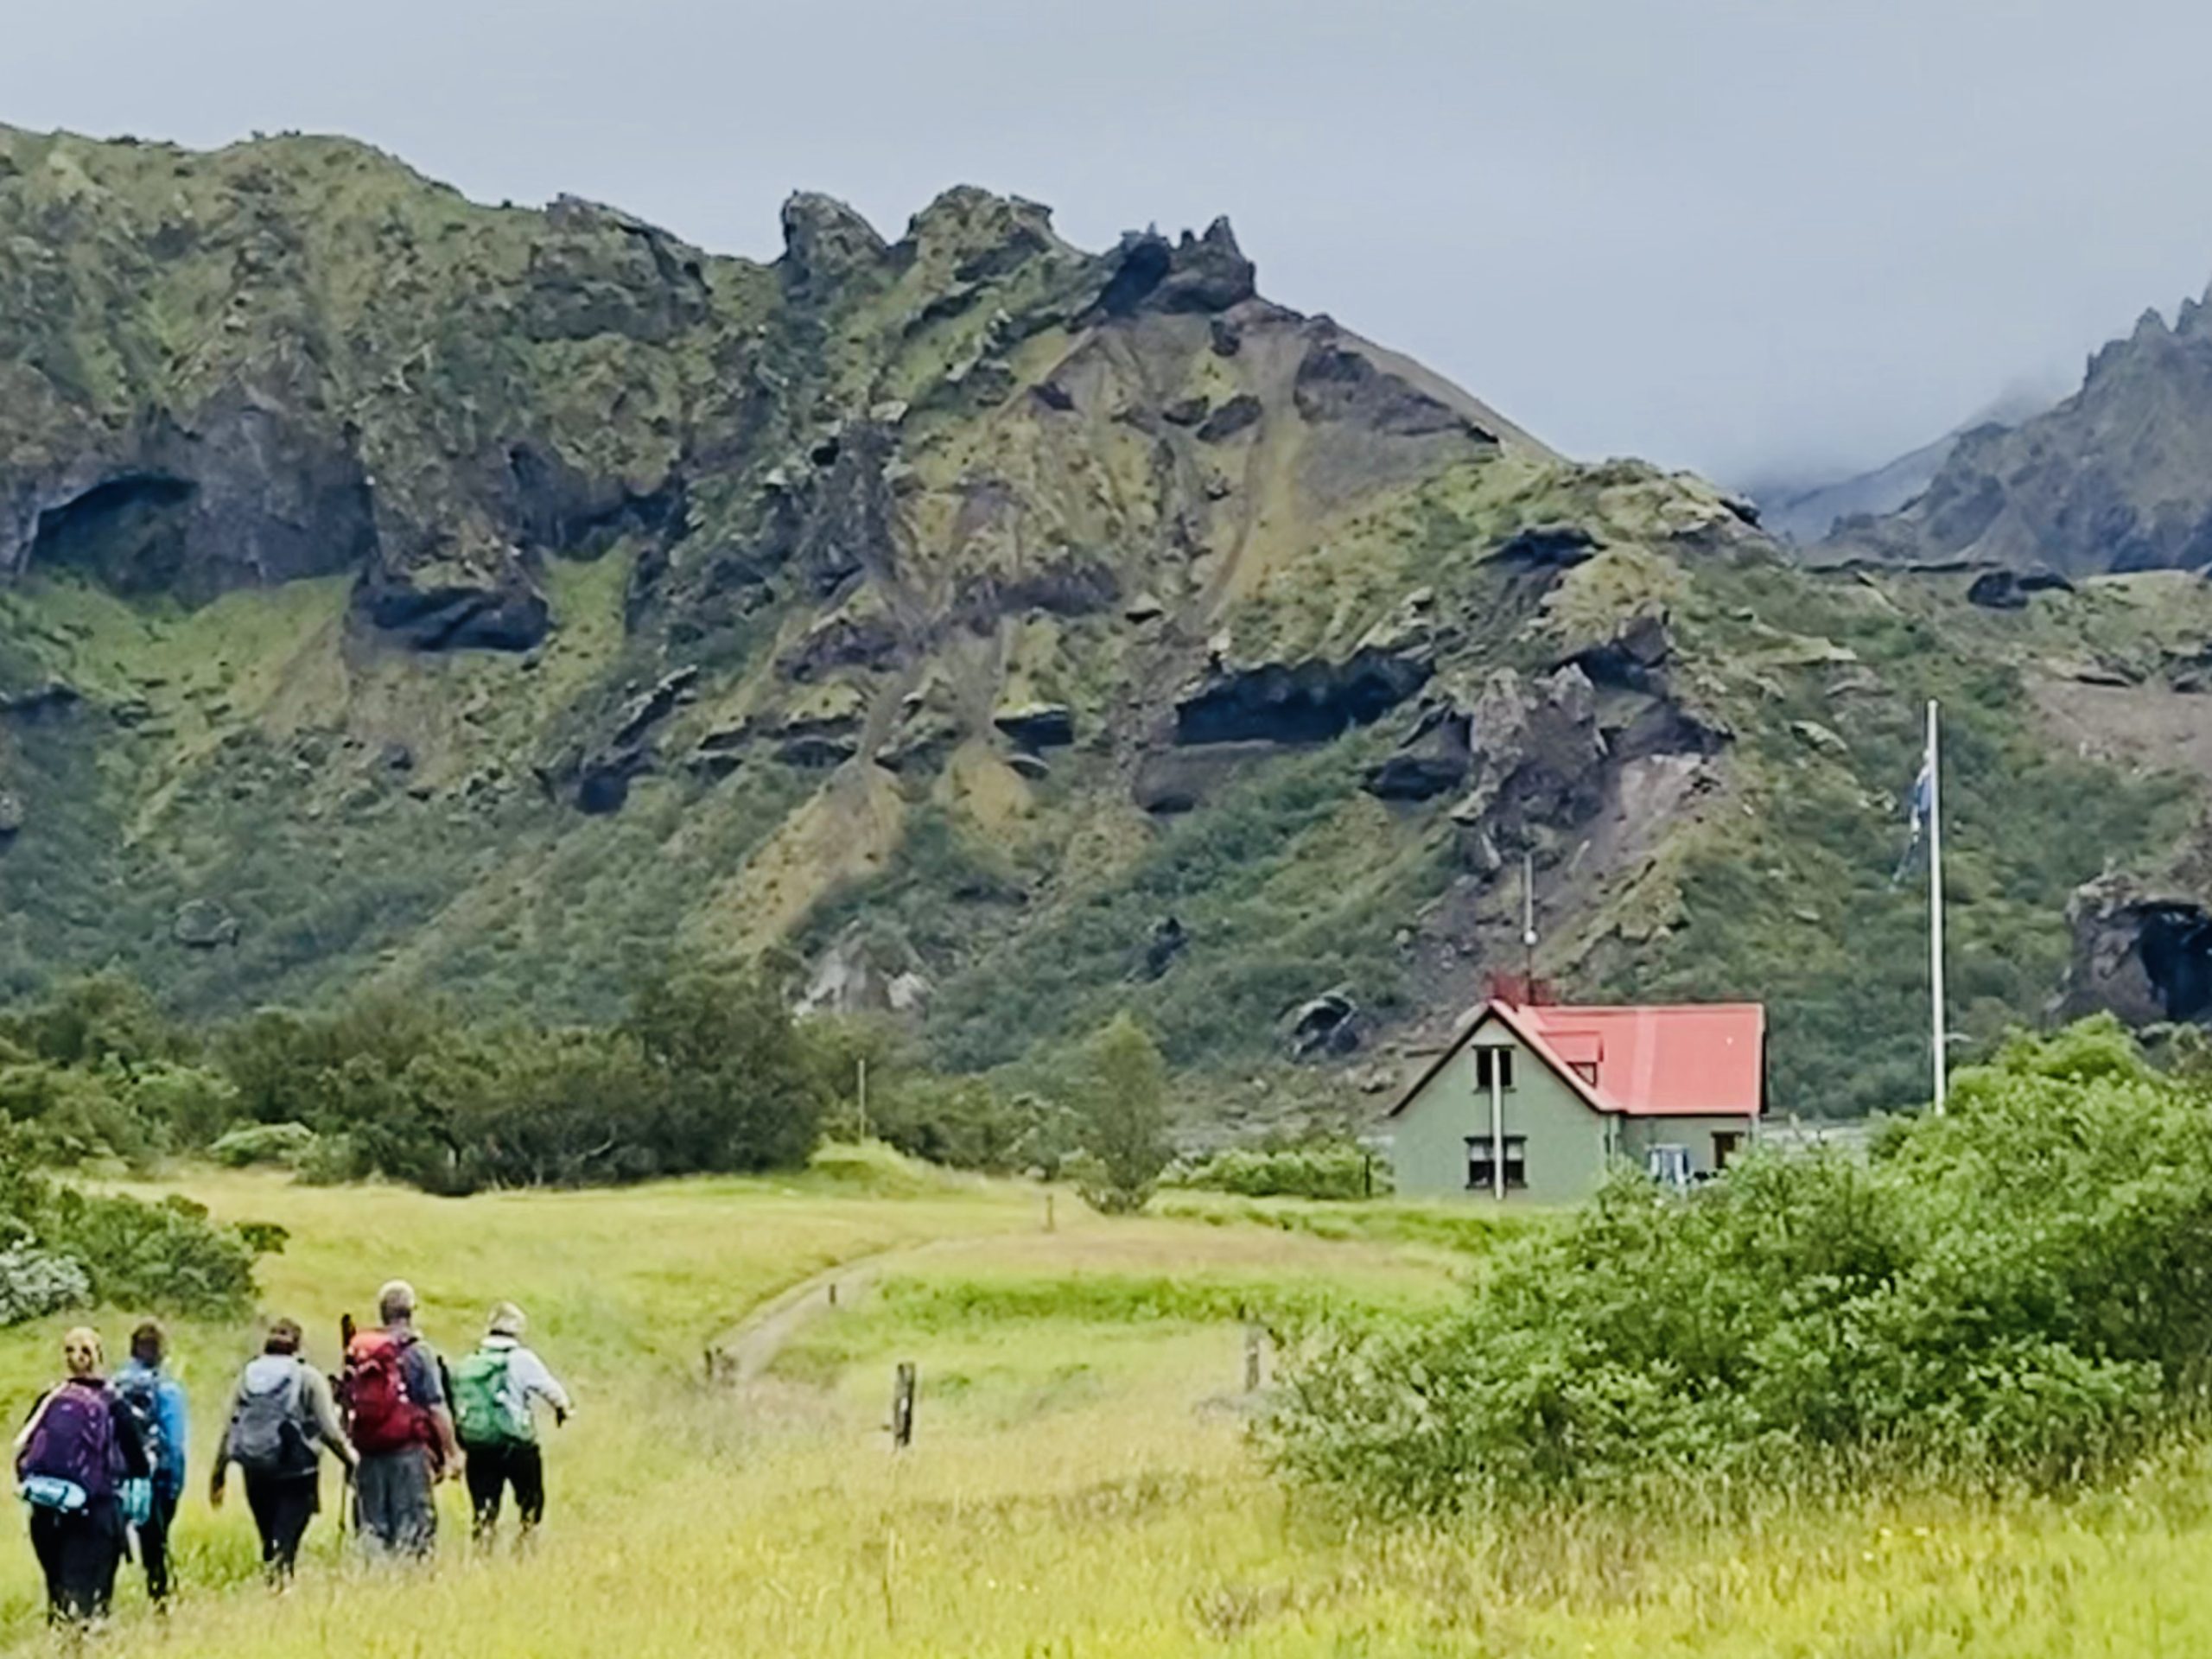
[1817,292,2212,575]
[0,121,2202,1123]
[1748,389,2053,546]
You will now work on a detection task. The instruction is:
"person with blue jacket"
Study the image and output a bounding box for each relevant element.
[112,1321,188,1607]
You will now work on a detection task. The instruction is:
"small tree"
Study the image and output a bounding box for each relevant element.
[1069,1014,1172,1214]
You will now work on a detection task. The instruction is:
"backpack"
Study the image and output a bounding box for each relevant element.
[343,1331,424,1456]
[19,1382,118,1504]
[111,1370,167,1484]
[229,1357,311,1477]
[451,1346,529,1448]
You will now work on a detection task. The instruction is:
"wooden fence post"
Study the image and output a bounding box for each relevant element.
[1243,1323,1263,1393]
[828,1281,838,1308]
[1045,1192,1056,1233]
[892,1361,917,1448]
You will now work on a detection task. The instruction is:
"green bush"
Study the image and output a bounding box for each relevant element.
[208,1121,318,1168]
[1268,1019,2212,1516]
[42,1189,262,1313]
[1166,1140,1388,1201]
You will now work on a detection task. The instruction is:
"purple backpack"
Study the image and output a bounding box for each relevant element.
[21,1383,118,1502]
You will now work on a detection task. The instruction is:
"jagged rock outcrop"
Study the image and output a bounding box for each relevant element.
[1818,287,2212,577]
[1364,694,1474,801]
[1446,667,1606,856]
[1091,218,1255,319]
[779,192,890,300]
[1965,566,2075,609]
[2057,874,2212,1026]
[1173,645,1433,746]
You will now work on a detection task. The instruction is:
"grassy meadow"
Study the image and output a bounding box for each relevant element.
[0,1155,2203,1653]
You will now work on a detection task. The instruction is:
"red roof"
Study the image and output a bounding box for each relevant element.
[1389,1000,1764,1119]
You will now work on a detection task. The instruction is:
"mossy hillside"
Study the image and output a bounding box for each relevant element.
[1594,552,2199,1116]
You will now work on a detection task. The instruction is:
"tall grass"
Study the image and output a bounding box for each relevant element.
[0,1161,2202,1654]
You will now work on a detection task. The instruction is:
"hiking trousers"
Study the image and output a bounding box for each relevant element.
[355,1447,436,1557]
[462,1440,544,1538]
[29,1500,124,1626]
[243,1470,320,1580]
[138,1482,181,1603]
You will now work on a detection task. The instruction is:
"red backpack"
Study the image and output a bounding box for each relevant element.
[343,1331,424,1455]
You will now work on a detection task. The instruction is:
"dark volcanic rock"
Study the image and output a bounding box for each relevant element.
[1091,218,1256,319]
[1967,566,2075,609]
[1141,915,1189,980]
[791,421,902,598]
[993,702,1075,749]
[1564,610,1673,691]
[2057,874,2212,1025]
[1294,330,1498,441]
[1446,667,1608,855]
[0,681,80,721]
[1174,646,1432,747]
[1364,698,1473,800]
[1195,395,1262,443]
[361,564,551,652]
[609,667,702,749]
[11,391,379,603]
[1287,988,1362,1060]
[1493,523,1599,572]
[779,192,889,300]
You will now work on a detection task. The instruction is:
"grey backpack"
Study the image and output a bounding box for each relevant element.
[230,1357,310,1475]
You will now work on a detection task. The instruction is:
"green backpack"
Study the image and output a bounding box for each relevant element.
[451,1347,530,1447]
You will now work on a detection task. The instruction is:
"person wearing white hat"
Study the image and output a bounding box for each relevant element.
[449,1302,572,1545]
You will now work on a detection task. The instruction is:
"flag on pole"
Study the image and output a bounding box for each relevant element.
[1893,744,1936,883]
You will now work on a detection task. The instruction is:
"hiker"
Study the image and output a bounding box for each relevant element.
[209,1319,357,1583]
[113,1320,189,1608]
[343,1280,460,1558]
[453,1302,572,1544]
[13,1327,151,1628]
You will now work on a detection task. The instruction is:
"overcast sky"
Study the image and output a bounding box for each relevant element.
[8,0,2212,486]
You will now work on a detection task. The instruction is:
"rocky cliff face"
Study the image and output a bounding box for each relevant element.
[0,122,2199,1120]
[1817,291,2212,577]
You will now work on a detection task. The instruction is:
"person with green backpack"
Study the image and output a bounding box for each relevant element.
[452,1303,571,1545]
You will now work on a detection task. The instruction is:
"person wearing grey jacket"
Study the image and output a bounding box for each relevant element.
[209,1319,357,1583]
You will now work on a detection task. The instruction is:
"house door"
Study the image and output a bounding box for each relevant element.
[1712,1130,1744,1172]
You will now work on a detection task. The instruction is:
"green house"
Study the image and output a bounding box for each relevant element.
[1382,999,1765,1203]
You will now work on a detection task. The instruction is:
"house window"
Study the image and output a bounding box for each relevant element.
[1471,1046,1514,1090]
[1713,1130,1745,1172]
[1465,1135,1528,1192]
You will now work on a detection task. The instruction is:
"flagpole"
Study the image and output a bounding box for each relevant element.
[1927,698,1948,1114]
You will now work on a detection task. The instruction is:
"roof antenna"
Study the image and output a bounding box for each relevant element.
[1521,852,1537,1002]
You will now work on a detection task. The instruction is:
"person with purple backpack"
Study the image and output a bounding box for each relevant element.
[12,1327,151,1628]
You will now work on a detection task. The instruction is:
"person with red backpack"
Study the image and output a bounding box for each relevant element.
[13,1327,150,1628]
[342,1281,461,1558]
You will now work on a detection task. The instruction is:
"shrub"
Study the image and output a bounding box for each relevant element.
[209,1121,318,1168]
[43,1189,262,1314]
[0,1245,91,1325]
[1066,1014,1172,1215]
[1166,1140,1388,1201]
[1268,1019,2212,1516]
[0,1061,158,1167]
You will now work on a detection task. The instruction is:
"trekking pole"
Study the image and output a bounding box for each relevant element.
[336,1313,356,1548]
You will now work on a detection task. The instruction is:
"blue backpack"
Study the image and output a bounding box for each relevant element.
[18,1383,118,1510]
